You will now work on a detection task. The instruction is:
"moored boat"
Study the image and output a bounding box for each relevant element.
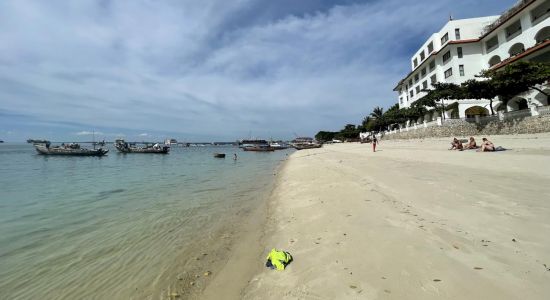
[214,153,226,158]
[291,137,322,150]
[115,139,170,154]
[243,145,275,151]
[269,141,289,150]
[240,139,275,151]
[34,142,108,156]
[27,139,49,144]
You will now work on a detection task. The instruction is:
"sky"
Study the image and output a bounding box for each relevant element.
[0,0,517,142]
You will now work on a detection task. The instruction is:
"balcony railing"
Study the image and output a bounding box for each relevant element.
[481,0,537,36]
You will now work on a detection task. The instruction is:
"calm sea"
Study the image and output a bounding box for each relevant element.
[0,143,290,299]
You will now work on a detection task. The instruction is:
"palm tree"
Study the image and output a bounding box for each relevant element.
[370,106,384,119]
[369,106,385,132]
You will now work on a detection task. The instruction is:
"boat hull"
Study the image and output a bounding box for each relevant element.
[35,145,108,156]
[292,144,322,150]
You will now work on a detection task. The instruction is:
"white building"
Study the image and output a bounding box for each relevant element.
[394,0,550,120]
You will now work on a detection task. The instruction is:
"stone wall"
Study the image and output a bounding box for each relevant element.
[383,114,550,140]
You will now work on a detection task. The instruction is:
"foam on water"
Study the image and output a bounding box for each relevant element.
[0,143,290,299]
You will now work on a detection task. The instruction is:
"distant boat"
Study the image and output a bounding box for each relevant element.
[291,137,322,150]
[240,139,275,151]
[269,141,289,150]
[0,140,4,143]
[243,145,275,152]
[238,139,269,148]
[27,139,49,144]
[34,142,108,156]
[214,153,226,158]
[115,139,170,154]
[164,138,178,145]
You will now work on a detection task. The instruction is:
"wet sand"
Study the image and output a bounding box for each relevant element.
[210,133,550,299]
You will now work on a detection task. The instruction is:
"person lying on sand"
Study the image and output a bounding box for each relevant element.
[449,138,463,150]
[479,138,495,152]
[465,137,478,149]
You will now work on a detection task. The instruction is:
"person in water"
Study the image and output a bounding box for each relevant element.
[480,138,495,152]
[465,137,477,149]
[233,153,238,160]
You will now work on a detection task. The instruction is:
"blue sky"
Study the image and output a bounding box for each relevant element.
[0,0,516,142]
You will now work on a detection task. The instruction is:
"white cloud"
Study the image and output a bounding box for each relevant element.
[0,0,518,140]
[75,131,104,136]
[138,133,148,137]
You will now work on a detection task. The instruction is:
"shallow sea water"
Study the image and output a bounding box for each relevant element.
[0,143,290,299]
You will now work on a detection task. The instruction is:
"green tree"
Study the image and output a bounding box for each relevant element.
[478,61,550,108]
[414,83,464,119]
[462,79,497,115]
[314,131,337,142]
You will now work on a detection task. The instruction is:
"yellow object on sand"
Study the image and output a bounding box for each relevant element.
[266,248,292,270]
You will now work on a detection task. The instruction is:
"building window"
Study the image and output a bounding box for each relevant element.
[416,86,421,93]
[420,50,425,61]
[457,47,463,58]
[408,79,413,86]
[421,68,427,77]
[444,67,453,78]
[422,81,428,89]
[505,20,522,40]
[531,0,550,24]
[486,36,499,53]
[430,74,437,85]
[441,33,449,45]
[414,74,419,82]
[442,50,451,63]
[455,28,461,40]
[410,90,414,97]
[429,60,436,71]
[413,58,418,68]
[399,97,403,105]
[427,42,434,54]
[459,65,465,76]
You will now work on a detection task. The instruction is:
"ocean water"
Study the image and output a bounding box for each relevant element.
[0,143,290,299]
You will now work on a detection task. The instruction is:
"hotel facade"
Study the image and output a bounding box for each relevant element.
[394,0,550,120]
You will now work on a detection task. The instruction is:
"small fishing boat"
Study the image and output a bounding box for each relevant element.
[35,142,108,156]
[115,139,170,154]
[243,145,275,152]
[27,139,49,144]
[291,137,322,150]
[269,141,289,150]
[214,153,226,158]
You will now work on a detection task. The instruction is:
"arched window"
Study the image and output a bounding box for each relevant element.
[488,55,501,67]
[509,43,525,56]
[535,26,550,44]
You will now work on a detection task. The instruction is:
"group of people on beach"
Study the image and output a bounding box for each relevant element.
[449,137,496,152]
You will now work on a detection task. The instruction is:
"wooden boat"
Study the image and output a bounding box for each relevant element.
[115,139,170,154]
[34,143,108,156]
[27,139,49,144]
[291,137,322,150]
[214,153,226,158]
[243,145,275,152]
[269,141,289,150]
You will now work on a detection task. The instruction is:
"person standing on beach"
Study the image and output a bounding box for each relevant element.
[372,135,378,152]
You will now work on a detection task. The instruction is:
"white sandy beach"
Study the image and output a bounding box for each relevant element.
[202,133,550,300]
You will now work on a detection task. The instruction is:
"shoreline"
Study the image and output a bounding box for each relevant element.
[195,154,292,299]
[234,133,550,299]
